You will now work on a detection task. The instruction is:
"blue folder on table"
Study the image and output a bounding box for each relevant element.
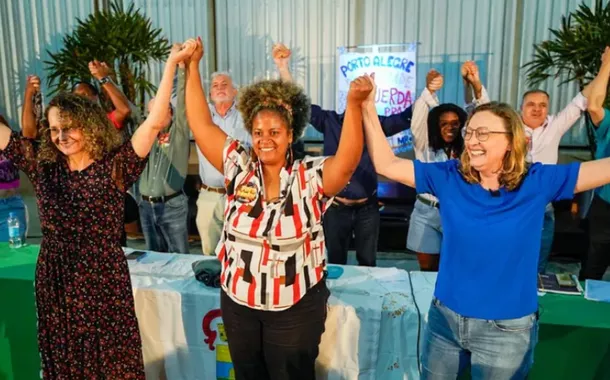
[584,280,610,303]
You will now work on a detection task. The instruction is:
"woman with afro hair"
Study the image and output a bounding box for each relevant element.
[182,37,372,379]
[407,63,489,271]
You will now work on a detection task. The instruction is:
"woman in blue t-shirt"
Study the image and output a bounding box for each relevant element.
[362,79,610,378]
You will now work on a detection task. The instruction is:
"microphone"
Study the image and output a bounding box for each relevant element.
[489,189,501,197]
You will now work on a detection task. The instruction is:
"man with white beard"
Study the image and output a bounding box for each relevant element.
[196,72,251,255]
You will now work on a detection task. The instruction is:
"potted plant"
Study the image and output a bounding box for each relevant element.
[523,0,610,154]
[44,1,170,111]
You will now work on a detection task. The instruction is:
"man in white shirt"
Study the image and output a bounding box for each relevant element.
[196,72,251,255]
[520,85,593,272]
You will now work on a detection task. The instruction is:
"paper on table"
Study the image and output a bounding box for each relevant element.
[585,280,610,303]
[123,249,176,275]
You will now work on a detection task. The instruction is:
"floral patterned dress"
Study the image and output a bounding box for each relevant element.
[2,132,148,379]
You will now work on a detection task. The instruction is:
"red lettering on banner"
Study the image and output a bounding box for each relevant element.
[379,89,413,115]
[381,89,389,103]
[376,88,412,108]
[389,88,398,104]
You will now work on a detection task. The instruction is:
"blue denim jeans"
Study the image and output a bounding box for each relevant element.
[421,298,538,380]
[407,198,442,254]
[578,190,594,219]
[138,193,190,254]
[0,195,27,242]
[538,203,555,273]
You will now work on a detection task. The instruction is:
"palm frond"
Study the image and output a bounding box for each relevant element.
[522,0,610,151]
[45,0,171,107]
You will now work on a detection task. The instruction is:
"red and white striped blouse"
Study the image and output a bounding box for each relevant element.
[216,137,331,311]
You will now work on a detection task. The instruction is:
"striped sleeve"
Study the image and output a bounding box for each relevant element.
[302,156,332,215]
[223,137,249,190]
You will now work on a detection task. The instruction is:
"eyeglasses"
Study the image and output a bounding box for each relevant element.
[461,127,512,142]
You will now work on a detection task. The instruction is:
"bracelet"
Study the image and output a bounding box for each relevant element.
[99,76,111,85]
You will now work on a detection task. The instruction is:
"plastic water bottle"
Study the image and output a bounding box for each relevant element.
[8,212,23,248]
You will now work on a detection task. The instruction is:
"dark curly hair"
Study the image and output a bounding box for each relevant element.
[236,79,311,139]
[71,81,99,97]
[427,103,468,156]
[38,92,122,163]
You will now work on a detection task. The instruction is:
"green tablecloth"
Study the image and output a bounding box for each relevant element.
[0,244,39,380]
[1,243,609,379]
[532,288,610,379]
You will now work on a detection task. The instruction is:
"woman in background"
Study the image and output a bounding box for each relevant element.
[407,63,488,271]
[0,114,27,242]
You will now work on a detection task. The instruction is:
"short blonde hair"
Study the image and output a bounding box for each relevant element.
[459,102,529,191]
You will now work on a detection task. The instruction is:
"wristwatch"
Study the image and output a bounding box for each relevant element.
[98,76,111,85]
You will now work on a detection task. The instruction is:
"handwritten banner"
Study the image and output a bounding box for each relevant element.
[336,47,417,117]
[336,45,417,155]
[386,129,414,155]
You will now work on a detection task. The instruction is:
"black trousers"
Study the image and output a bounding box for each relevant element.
[580,195,610,280]
[220,281,329,380]
[323,198,379,267]
[120,193,140,246]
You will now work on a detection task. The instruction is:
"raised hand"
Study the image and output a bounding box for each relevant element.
[88,60,111,80]
[191,37,204,63]
[347,74,374,105]
[365,73,377,106]
[462,61,481,87]
[168,40,197,65]
[460,61,469,80]
[272,43,291,69]
[426,69,443,92]
[25,75,41,95]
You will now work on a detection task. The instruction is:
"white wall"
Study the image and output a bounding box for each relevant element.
[0,0,94,126]
[1,0,604,145]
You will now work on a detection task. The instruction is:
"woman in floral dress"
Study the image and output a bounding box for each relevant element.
[0,43,194,379]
